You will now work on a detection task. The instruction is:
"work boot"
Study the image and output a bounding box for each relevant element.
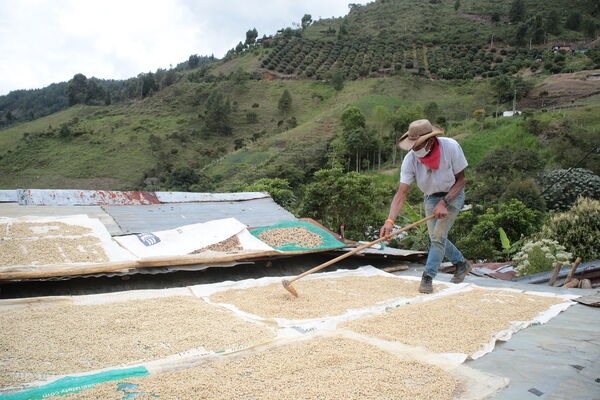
[419,273,433,294]
[451,260,472,283]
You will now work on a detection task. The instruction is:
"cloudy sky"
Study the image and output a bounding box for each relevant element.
[0,0,365,96]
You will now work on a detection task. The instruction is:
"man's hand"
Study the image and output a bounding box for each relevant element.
[379,221,394,238]
[433,201,448,219]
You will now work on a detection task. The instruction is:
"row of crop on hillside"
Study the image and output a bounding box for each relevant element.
[259,38,596,80]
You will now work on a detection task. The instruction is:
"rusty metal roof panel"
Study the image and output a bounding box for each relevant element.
[155,191,269,203]
[0,190,18,202]
[103,197,297,234]
[17,189,160,206]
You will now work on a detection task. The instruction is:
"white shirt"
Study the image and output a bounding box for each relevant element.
[400,137,468,195]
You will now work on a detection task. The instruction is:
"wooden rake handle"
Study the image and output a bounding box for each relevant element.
[287,215,434,285]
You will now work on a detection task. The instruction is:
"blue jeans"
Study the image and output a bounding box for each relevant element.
[423,190,465,278]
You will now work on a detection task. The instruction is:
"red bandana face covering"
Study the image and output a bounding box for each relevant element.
[416,138,441,169]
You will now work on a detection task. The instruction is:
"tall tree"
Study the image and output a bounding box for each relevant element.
[389,106,423,165]
[546,10,561,35]
[204,89,232,136]
[509,0,526,23]
[301,14,312,30]
[372,105,391,169]
[66,73,88,106]
[454,0,460,12]
[188,54,200,69]
[330,71,345,91]
[245,28,258,46]
[582,17,598,38]
[565,12,582,30]
[141,72,158,98]
[278,89,293,116]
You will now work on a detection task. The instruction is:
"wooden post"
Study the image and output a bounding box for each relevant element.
[563,257,582,286]
[548,262,562,286]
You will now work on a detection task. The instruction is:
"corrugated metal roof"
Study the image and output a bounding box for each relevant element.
[155,192,269,203]
[0,190,18,202]
[103,197,297,234]
[513,261,600,285]
[17,189,161,206]
[14,189,271,206]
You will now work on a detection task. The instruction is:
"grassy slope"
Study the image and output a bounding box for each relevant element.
[2,65,597,190]
[1,0,599,190]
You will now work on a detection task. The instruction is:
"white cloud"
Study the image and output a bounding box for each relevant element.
[0,0,361,95]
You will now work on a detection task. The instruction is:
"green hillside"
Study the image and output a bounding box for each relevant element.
[1,0,599,190]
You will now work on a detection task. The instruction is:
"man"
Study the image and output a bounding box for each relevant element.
[380,119,471,293]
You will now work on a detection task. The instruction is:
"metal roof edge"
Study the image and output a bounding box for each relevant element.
[0,190,18,203]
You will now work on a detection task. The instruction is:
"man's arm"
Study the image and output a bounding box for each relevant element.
[379,182,410,237]
[432,169,467,219]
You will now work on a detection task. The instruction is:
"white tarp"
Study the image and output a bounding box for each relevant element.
[192,266,577,363]
[113,218,273,258]
[0,214,137,269]
[0,268,511,400]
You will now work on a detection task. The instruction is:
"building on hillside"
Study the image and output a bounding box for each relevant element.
[551,45,573,52]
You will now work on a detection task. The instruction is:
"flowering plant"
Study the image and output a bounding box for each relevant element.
[513,239,572,277]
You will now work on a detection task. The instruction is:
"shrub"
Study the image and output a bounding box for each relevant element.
[541,197,600,261]
[450,199,544,261]
[245,178,296,209]
[299,169,388,240]
[501,179,546,211]
[513,239,572,276]
[541,168,600,211]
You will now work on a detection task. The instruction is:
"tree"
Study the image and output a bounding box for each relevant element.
[372,105,392,169]
[231,67,249,90]
[301,14,312,30]
[509,0,526,23]
[454,0,460,12]
[204,89,232,136]
[299,168,388,239]
[423,101,440,122]
[529,15,545,44]
[514,23,528,46]
[330,71,345,91]
[166,167,202,191]
[66,73,88,106]
[565,12,581,30]
[245,28,258,46]
[340,106,366,132]
[245,178,295,209]
[582,17,598,38]
[389,106,423,165]
[278,89,293,116]
[547,10,561,34]
[141,72,158,98]
[188,54,200,69]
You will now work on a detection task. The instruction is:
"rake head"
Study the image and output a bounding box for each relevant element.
[282,279,298,297]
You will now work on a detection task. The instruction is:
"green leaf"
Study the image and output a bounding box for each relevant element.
[499,227,510,251]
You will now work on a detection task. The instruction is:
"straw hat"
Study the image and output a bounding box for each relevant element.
[398,119,444,151]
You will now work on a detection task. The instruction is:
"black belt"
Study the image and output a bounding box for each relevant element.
[429,192,448,197]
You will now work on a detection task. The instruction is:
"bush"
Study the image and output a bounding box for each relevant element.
[513,239,572,276]
[450,199,544,261]
[501,179,546,211]
[541,168,600,211]
[299,169,388,240]
[245,178,296,209]
[541,197,600,261]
